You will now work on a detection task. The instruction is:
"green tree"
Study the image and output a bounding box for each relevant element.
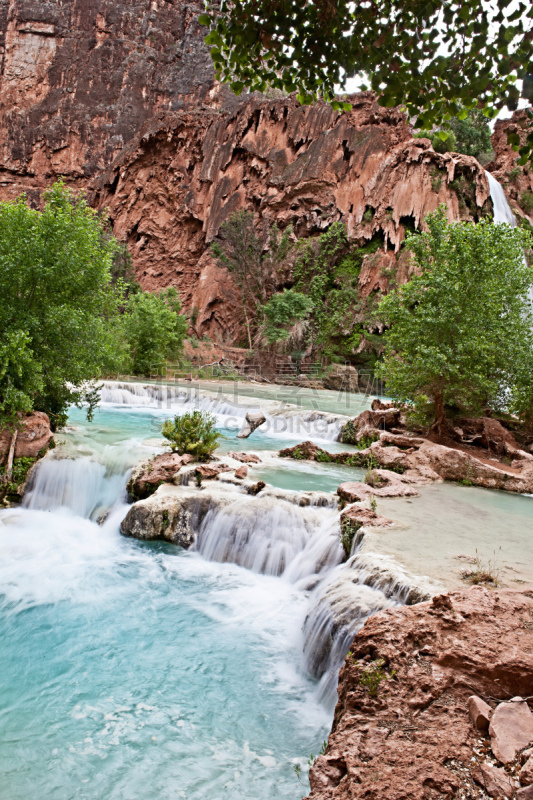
[122,287,188,376]
[419,110,494,164]
[0,183,124,427]
[212,210,293,347]
[199,1,533,163]
[263,289,314,345]
[377,208,533,434]
[162,410,221,460]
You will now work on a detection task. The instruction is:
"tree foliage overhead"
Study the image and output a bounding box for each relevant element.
[378,207,533,432]
[199,0,533,162]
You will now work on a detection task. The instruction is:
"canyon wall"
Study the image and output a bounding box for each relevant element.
[1,0,530,341]
[91,94,493,340]
[0,0,234,203]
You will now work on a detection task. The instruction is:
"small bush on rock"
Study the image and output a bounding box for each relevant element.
[162,411,220,461]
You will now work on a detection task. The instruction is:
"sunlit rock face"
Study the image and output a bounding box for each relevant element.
[0,0,233,202]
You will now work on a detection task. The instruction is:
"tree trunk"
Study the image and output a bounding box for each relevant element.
[431,390,449,440]
[5,430,17,480]
[243,305,252,350]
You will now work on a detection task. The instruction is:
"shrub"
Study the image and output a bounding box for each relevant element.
[161,410,221,460]
[340,516,361,559]
[356,658,396,697]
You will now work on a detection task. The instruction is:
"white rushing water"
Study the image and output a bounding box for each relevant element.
[0,404,410,800]
[485,170,519,225]
[99,380,349,442]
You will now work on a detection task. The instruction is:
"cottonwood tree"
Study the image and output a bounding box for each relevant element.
[377,207,533,434]
[199,0,533,162]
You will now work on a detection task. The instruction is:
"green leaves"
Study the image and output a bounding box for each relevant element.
[161,411,221,460]
[198,1,533,162]
[378,207,533,426]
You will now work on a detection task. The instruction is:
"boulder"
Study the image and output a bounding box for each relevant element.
[340,504,393,530]
[246,481,265,495]
[489,699,533,764]
[520,756,533,786]
[127,452,193,499]
[194,463,232,480]
[0,412,53,459]
[120,484,232,546]
[234,465,248,479]
[338,474,419,502]
[237,410,267,439]
[468,695,492,733]
[471,763,514,798]
[518,788,533,800]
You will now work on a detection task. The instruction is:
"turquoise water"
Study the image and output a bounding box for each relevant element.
[0,406,332,800]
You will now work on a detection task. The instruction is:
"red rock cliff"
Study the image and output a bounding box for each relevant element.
[306,587,533,800]
[0,1,509,341]
[92,94,493,339]
[0,0,235,203]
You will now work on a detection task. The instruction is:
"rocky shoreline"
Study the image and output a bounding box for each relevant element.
[0,411,54,505]
[305,587,533,800]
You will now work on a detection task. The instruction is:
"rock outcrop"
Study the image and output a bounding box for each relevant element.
[0,412,53,459]
[92,93,493,338]
[0,0,505,339]
[306,587,533,800]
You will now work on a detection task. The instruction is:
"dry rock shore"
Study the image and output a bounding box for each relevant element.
[306,587,533,800]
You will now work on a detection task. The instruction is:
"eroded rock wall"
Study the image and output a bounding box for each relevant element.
[306,587,533,800]
[0,0,234,202]
[92,93,493,339]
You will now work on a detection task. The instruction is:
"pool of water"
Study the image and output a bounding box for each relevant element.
[370,482,533,588]
[0,406,334,800]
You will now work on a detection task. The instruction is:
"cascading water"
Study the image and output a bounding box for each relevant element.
[0,403,424,799]
[485,170,519,225]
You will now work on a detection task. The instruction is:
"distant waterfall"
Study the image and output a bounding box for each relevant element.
[485,170,532,305]
[485,170,519,225]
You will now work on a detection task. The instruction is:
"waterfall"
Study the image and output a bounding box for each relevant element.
[485,169,532,305]
[23,457,128,520]
[99,380,347,442]
[485,170,519,226]
[193,493,344,581]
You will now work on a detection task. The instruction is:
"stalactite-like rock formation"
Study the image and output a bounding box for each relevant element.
[92,94,493,339]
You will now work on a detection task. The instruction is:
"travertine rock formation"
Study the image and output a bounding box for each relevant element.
[306,587,533,800]
[92,93,493,338]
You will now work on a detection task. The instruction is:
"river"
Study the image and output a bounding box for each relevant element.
[1,381,532,799]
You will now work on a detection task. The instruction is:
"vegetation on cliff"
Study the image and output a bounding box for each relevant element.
[378,208,533,432]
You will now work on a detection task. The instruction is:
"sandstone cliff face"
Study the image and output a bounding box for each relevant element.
[0,0,233,203]
[306,587,533,800]
[93,93,493,339]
